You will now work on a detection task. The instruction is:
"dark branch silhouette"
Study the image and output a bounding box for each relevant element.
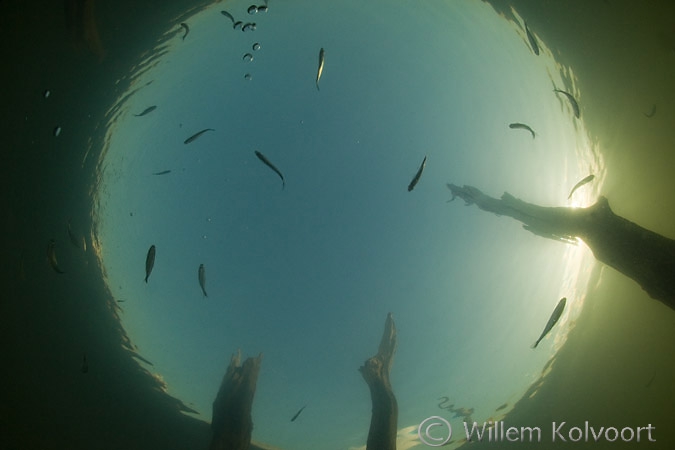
[210,351,263,450]
[447,183,675,310]
[359,312,398,450]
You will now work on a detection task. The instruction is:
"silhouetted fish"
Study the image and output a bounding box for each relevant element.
[247,5,258,14]
[532,297,566,348]
[47,239,65,274]
[524,22,539,55]
[198,264,207,297]
[644,104,656,118]
[81,354,89,374]
[408,155,427,192]
[221,11,235,23]
[180,23,189,40]
[145,245,156,283]
[554,89,580,118]
[234,21,243,30]
[509,122,536,139]
[54,126,62,137]
[135,106,157,116]
[567,174,595,199]
[316,48,325,91]
[152,170,171,175]
[254,150,285,189]
[291,405,306,422]
[184,128,214,144]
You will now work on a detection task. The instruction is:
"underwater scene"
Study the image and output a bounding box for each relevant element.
[2,0,674,449]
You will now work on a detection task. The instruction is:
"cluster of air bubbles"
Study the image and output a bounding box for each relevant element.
[248,4,268,14]
[217,4,271,81]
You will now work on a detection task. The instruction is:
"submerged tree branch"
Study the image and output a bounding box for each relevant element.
[210,350,263,450]
[447,183,675,310]
[360,312,398,450]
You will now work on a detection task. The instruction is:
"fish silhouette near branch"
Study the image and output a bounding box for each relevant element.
[532,297,567,348]
[568,174,595,199]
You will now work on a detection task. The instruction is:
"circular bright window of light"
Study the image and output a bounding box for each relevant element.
[94,1,601,448]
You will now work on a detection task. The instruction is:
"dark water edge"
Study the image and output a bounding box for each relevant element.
[1,0,673,449]
[0,1,215,448]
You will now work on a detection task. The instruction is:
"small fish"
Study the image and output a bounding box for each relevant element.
[135,105,157,116]
[254,150,285,189]
[532,297,567,348]
[509,123,536,139]
[47,239,65,274]
[242,22,256,32]
[81,354,89,374]
[644,104,656,118]
[247,5,258,15]
[67,220,82,250]
[180,23,189,41]
[234,21,243,30]
[198,264,207,297]
[53,126,62,137]
[408,155,427,192]
[220,11,235,23]
[145,245,156,283]
[567,174,595,199]
[554,89,580,118]
[257,5,268,13]
[184,128,214,144]
[152,170,171,175]
[316,48,325,91]
[43,89,51,98]
[291,405,306,422]
[524,22,539,55]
